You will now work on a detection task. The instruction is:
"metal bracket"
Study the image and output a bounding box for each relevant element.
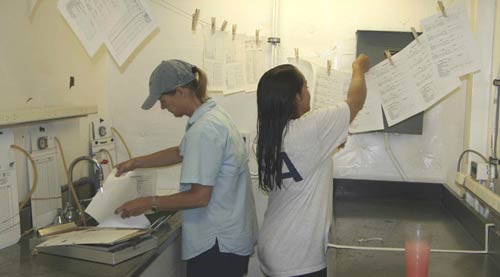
[267,37,281,44]
[489,157,500,165]
[494,79,500,87]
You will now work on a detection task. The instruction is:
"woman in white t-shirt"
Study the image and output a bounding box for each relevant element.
[256,54,370,277]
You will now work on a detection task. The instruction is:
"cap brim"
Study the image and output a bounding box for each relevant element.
[141,94,159,110]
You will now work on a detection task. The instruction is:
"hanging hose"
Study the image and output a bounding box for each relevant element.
[54,137,86,226]
[111,127,133,159]
[383,133,408,181]
[10,145,37,210]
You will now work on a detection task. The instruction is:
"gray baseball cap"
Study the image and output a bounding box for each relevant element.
[142,59,196,110]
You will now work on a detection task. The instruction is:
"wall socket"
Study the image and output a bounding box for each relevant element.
[471,161,489,181]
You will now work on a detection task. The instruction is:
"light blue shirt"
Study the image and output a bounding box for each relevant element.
[179,98,258,260]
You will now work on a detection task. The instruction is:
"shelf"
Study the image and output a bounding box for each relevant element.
[0,106,97,127]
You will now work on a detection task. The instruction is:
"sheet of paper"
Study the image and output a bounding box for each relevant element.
[223,35,247,95]
[420,4,481,78]
[104,0,158,66]
[36,228,141,247]
[57,0,117,57]
[204,30,228,92]
[85,169,152,229]
[367,34,460,127]
[245,38,267,92]
[312,68,349,110]
[350,73,385,133]
[0,129,20,250]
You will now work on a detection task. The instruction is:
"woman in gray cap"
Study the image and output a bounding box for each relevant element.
[114,59,258,277]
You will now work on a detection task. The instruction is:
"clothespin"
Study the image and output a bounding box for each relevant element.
[220,20,228,32]
[384,50,394,65]
[232,24,237,41]
[327,60,332,75]
[191,9,200,32]
[294,48,299,62]
[211,17,216,34]
[437,1,447,17]
[255,29,260,45]
[411,27,420,42]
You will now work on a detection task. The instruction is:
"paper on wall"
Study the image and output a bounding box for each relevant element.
[58,0,157,65]
[367,33,460,127]
[0,129,20,250]
[104,0,158,66]
[57,0,116,57]
[85,168,155,229]
[420,4,481,78]
[350,72,384,133]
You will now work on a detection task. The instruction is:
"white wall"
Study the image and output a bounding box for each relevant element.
[0,0,109,198]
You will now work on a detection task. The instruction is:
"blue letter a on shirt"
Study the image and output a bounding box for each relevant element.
[280,152,303,182]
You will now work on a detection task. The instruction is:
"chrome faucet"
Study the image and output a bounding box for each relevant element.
[64,156,104,223]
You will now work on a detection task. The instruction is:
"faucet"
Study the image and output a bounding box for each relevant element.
[65,156,104,222]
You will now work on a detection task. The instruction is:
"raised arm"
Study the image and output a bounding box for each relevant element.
[115,146,182,176]
[345,54,370,122]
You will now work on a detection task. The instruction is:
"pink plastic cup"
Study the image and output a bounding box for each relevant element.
[405,224,432,277]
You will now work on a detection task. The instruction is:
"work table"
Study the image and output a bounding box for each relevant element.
[0,211,182,277]
[328,180,500,277]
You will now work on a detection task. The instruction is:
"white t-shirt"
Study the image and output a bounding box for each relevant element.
[257,102,350,277]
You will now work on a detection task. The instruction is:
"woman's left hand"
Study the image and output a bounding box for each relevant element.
[115,197,152,218]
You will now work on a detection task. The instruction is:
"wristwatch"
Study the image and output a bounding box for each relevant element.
[151,196,159,213]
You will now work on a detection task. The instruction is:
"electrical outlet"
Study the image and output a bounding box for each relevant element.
[471,161,489,181]
[240,130,251,155]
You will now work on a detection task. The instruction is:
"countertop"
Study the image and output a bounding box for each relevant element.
[0,211,182,277]
[328,180,500,277]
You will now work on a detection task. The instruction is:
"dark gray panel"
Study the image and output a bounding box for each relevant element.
[356,30,424,135]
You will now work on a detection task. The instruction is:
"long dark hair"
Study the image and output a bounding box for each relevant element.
[256,64,304,192]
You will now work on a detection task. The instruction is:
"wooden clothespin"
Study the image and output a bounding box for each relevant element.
[437,1,447,17]
[191,9,200,32]
[327,60,332,75]
[294,48,299,62]
[384,50,394,65]
[411,27,420,42]
[220,20,228,32]
[255,29,260,45]
[232,24,237,41]
[211,17,216,34]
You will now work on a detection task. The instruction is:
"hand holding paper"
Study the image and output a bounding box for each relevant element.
[85,169,156,229]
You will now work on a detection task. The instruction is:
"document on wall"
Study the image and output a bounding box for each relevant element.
[58,0,157,65]
[57,0,119,57]
[224,35,247,95]
[85,168,155,229]
[420,4,481,78]
[104,0,158,66]
[368,34,461,127]
[312,68,349,110]
[350,73,385,133]
[0,129,20,250]
[245,38,268,92]
[204,30,228,92]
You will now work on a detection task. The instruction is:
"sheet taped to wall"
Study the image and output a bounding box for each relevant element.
[58,0,158,66]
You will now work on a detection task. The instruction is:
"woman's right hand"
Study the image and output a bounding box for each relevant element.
[352,54,370,73]
[115,158,137,177]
